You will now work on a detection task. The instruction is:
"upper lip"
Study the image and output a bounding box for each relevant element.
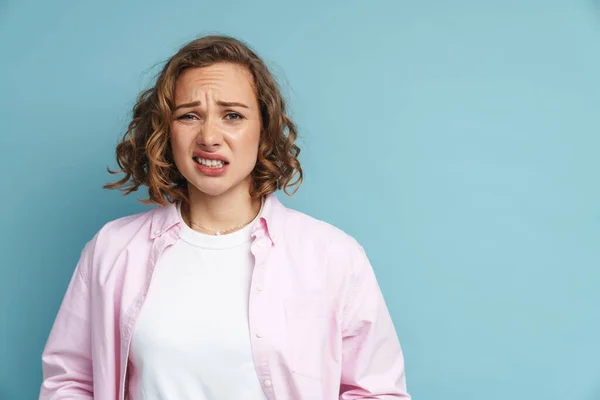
[192,150,229,163]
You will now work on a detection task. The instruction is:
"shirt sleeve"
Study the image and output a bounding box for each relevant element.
[339,247,411,399]
[39,239,95,399]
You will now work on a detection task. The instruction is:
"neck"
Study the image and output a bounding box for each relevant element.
[182,184,261,235]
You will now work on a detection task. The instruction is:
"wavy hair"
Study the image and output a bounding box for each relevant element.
[104,35,303,206]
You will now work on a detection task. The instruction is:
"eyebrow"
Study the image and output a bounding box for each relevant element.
[174,101,201,111]
[174,100,250,111]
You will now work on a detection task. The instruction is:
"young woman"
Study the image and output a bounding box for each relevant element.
[40,35,410,400]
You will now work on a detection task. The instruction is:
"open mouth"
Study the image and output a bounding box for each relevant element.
[193,156,229,169]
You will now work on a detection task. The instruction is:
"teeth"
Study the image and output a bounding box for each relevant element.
[195,157,225,168]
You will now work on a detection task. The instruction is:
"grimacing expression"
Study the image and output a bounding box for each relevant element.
[170,62,261,197]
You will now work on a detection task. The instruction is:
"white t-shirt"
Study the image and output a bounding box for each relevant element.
[128,203,267,400]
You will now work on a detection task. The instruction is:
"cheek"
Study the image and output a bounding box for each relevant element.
[244,122,261,154]
[227,123,261,160]
[169,126,191,158]
[169,136,191,174]
[244,130,261,165]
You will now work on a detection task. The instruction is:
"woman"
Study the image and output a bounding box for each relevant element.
[40,35,410,400]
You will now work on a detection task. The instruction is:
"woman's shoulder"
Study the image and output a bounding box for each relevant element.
[85,205,166,257]
[98,207,156,239]
[281,207,364,254]
[280,207,371,280]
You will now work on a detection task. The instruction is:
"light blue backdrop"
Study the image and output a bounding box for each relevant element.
[1,1,599,399]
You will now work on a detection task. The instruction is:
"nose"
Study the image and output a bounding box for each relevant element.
[195,116,223,149]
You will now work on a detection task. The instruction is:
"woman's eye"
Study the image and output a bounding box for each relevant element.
[178,114,197,120]
[224,112,243,121]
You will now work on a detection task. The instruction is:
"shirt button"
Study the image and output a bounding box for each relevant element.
[264,379,272,387]
[256,332,264,338]
[256,286,263,292]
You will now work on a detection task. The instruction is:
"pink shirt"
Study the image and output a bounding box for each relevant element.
[40,194,410,400]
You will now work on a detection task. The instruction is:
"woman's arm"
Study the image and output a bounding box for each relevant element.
[39,240,95,399]
[339,248,411,399]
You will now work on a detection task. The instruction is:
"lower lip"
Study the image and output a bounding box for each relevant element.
[194,160,228,176]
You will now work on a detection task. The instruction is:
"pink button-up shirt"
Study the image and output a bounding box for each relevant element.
[40,194,410,400]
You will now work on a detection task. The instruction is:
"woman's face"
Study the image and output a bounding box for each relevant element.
[170,62,261,198]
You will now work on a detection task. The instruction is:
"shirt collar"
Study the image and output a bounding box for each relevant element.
[251,193,284,245]
[150,200,180,240]
[150,193,285,244]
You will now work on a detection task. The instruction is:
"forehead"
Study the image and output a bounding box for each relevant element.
[174,63,257,101]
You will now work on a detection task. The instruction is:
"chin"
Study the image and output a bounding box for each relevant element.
[187,178,238,198]
[191,184,230,197]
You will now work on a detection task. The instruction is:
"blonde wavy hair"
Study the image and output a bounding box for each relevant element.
[105,35,303,206]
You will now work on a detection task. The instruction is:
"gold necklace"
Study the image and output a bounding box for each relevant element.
[185,199,262,236]
[189,218,254,236]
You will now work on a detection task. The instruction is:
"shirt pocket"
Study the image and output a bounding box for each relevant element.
[284,293,328,380]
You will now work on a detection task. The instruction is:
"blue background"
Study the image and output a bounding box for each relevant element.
[1,1,599,399]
